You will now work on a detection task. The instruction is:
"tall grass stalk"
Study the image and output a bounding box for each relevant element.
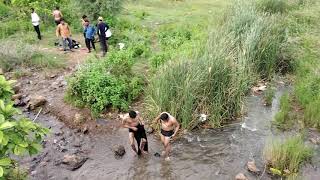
[263,135,313,175]
[146,0,288,128]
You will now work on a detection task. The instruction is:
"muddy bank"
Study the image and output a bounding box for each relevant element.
[19,85,320,180]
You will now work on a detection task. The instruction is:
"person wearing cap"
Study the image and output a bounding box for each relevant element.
[31,8,41,40]
[97,16,109,57]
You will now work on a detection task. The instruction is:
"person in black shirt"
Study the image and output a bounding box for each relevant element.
[97,16,108,57]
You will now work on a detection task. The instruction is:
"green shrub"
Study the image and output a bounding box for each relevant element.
[263,135,313,176]
[158,26,192,50]
[66,50,143,115]
[150,52,171,69]
[0,75,49,179]
[273,92,292,129]
[0,2,11,19]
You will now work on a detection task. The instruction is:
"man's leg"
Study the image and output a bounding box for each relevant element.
[34,25,41,40]
[67,37,73,50]
[85,38,91,52]
[62,38,67,51]
[91,39,96,50]
[129,132,137,155]
[163,137,171,160]
[99,37,106,56]
[139,138,148,155]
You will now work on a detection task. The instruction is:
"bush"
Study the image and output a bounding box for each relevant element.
[150,52,171,69]
[66,50,143,115]
[0,75,49,179]
[263,135,313,176]
[158,26,192,50]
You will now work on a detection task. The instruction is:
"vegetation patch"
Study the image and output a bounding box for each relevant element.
[263,135,313,178]
[66,50,144,116]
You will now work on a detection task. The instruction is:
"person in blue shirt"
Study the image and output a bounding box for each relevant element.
[84,20,96,53]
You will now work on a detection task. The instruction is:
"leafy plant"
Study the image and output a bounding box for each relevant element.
[0,75,49,179]
[273,92,292,129]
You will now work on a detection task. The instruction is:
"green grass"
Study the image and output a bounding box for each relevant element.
[0,40,65,72]
[145,0,291,129]
[264,85,276,106]
[273,92,293,129]
[263,135,313,177]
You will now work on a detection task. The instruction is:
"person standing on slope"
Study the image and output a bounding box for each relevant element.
[52,6,63,26]
[84,20,96,53]
[97,16,109,57]
[31,8,41,40]
[56,18,73,52]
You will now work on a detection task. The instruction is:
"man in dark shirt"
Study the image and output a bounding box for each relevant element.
[97,16,108,57]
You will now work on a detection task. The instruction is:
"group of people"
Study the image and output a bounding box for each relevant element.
[122,111,180,161]
[30,7,109,56]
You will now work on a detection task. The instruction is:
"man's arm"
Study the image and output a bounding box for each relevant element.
[121,116,137,131]
[172,118,180,137]
[56,25,60,37]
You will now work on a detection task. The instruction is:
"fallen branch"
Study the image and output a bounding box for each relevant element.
[33,108,42,122]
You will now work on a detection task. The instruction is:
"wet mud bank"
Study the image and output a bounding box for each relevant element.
[20,85,319,180]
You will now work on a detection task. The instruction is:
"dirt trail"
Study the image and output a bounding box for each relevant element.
[11,37,114,131]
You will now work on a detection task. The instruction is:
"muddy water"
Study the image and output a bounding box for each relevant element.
[21,86,319,180]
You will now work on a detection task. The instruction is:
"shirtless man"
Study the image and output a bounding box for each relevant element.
[122,110,148,156]
[154,112,180,161]
[52,6,63,26]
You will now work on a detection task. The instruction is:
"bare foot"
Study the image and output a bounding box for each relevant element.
[141,150,149,155]
[165,157,170,161]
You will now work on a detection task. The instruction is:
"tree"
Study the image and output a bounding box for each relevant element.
[0,75,49,179]
[76,0,123,20]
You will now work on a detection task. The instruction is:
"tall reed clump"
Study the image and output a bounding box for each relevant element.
[145,0,288,129]
[263,135,313,177]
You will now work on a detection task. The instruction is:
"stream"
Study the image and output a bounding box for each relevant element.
[20,86,320,180]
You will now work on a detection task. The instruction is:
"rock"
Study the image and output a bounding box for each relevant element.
[31,170,37,176]
[309,138,319,145]
[50,74,57,78]
[62,154,88,171]
[13,99,21,106]
[247,161,260,174]
[55,131,64,136]
[82,126,89,134]
[12,83,21,93]
[74,113,85,124]
[27,95,46,110]
[112,145,126,157]
[235,173,248,180]
[12,93,22,100]
[283,169,291,175]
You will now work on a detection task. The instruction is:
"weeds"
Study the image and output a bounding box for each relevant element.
[0,40,65,72]
[146,0,289,128]
[263,135,313,176]
[273,92,293,129]
[264,85,276,106]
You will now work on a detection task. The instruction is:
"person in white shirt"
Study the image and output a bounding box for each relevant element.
[31,8,41,40]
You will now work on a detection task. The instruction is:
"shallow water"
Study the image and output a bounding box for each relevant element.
[22,86,320,180]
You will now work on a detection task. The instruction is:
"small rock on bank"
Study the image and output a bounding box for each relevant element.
[27,95,46,110]
[235,173,248,180]
[247,161,260,175]
[112,145,126,157]
[62,154,88,171]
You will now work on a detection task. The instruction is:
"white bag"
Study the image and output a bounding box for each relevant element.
[105,29,112,38]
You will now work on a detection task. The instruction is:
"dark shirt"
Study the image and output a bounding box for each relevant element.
[97,22,109,38]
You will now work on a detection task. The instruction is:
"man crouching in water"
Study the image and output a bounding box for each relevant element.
[122,110,148,156]
[154,112,180,161]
